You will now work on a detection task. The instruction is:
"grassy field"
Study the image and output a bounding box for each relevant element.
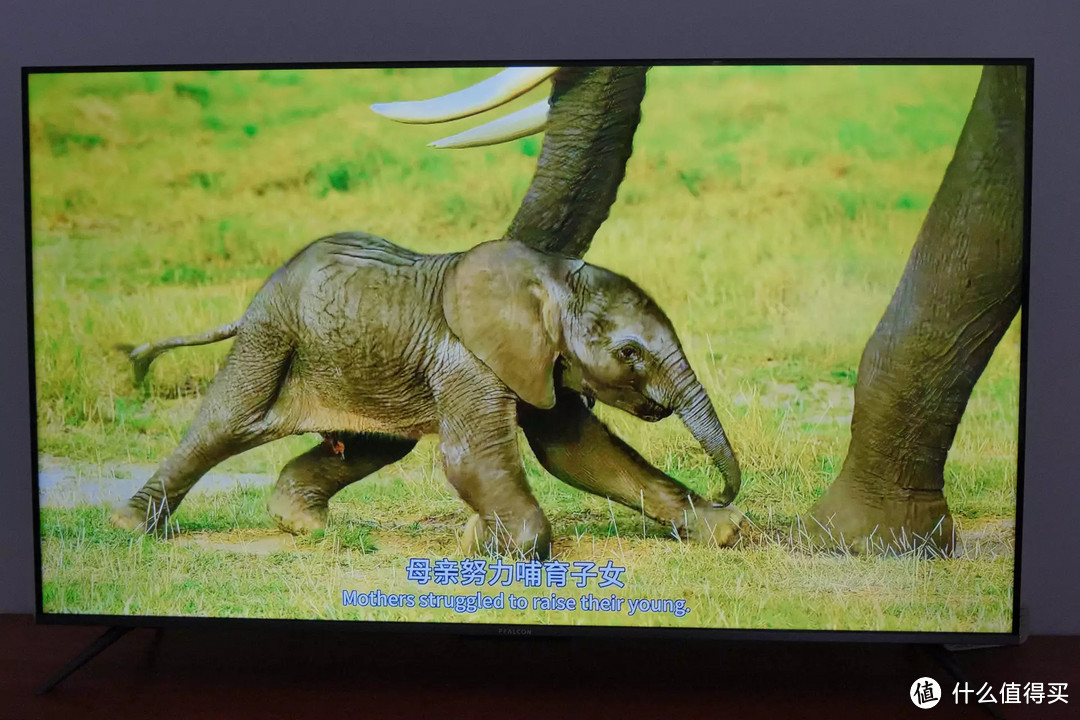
[30,65,1019,632]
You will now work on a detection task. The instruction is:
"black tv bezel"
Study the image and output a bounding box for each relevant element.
[23,58,1033,647]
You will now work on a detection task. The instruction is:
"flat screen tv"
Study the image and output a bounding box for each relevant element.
[25,61,1030,643]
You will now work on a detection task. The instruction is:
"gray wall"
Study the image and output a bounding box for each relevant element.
[1,0,1077,633]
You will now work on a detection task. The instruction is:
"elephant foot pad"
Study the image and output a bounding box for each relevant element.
[267,492,329,535]
[684,504,745,547]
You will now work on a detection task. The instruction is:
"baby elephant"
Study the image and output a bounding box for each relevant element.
[112,233,743,558]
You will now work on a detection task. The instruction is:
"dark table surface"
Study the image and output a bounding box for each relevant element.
[2,614,1076,719]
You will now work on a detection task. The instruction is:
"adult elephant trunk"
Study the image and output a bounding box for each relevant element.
[372,65,648,259]
[666,359,742,505]
[506,66,648,258]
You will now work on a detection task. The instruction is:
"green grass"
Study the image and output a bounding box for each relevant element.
[39,447,1013,631]
[30,65,1017,632]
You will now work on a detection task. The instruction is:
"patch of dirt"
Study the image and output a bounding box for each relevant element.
[732,381,854,426]
[176,530,302,555]
[365,531,437,558]
[955,517,1015,559]
[37,455,273,509]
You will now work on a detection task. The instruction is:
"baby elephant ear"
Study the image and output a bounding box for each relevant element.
[443,240,563,409]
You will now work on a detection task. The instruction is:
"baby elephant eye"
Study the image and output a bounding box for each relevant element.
[616,344,643,364]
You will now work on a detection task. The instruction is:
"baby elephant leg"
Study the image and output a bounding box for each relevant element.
[268,433,416,534]
[520,392,743,547]
[111,330,292,533]
[439,410,551,560]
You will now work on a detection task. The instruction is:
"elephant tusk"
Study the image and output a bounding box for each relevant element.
[428,99,549,149]
[370,66,557,124]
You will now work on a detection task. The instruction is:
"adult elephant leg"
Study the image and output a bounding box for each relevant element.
[268,433,417,534]
[807,65,1027,554]
[519,390,742,547]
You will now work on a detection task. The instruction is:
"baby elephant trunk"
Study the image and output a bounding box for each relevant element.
[669,365,742,505]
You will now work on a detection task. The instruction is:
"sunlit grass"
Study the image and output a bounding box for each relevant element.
[31,65,1017,631]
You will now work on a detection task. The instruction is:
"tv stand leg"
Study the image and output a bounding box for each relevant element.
[927,644,1005,720]
[36,625,132,695]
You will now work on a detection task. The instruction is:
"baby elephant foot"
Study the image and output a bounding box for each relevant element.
[110,503,149,532]
[684,504,745,548]
[459,510,552,560]
[459,514,489,555]
[267,488,329,535]
[110,498,173,534]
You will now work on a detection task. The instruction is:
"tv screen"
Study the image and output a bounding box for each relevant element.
[26,62,1029,640]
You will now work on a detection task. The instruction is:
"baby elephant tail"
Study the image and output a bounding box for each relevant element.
[115,319,242,385]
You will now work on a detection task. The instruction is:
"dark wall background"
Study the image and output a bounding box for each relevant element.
[1,0,1077,634]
